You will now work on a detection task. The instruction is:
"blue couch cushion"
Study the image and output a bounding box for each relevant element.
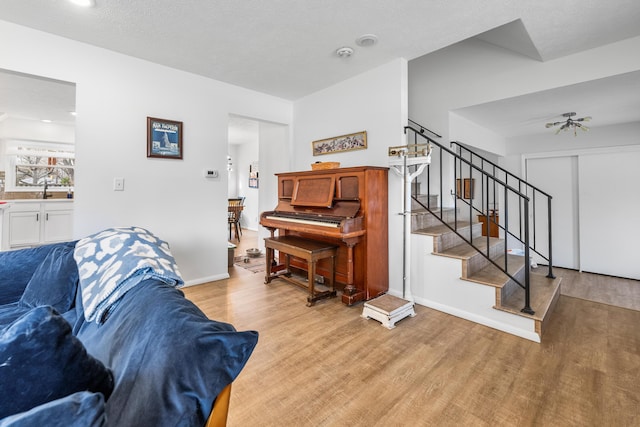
[75,279,259,427]
[0,391,105,427]
[19,244,79,313]
[0,306,114,419]
[0,241,77,306]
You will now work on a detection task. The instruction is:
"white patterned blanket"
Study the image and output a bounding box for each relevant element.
[74,226,183,323]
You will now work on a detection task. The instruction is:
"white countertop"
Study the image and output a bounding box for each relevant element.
[1,199,74,204]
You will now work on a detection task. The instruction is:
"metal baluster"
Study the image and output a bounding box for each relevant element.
[504,185,508,274]
[522,199,534,315]
[547,197,555,279]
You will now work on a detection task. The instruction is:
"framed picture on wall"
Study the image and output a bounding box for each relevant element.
[456,178,475,199]
[311,131,367,156]
[147,117,183,159]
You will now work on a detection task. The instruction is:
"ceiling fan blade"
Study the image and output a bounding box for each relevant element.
[575,116,592,122]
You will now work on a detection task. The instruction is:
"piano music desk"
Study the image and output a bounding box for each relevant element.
[264,236,337,306]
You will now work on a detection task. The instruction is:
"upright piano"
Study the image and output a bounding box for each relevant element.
[260,166,388,305]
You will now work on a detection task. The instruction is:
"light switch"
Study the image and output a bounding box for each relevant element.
[114,177,125,191]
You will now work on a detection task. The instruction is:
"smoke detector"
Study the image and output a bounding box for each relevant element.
[336,47,354,58]
[356,34,378,47]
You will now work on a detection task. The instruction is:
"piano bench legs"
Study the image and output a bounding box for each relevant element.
[264,236,337,306]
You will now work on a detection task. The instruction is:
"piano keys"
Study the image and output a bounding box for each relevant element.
[260,166,388,305]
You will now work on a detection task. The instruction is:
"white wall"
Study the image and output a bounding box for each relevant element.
[235,137,259,230]
[409,35,640,147]
[256,122,290,250]
[504,122,640,178]
[294,58,409,295]
[0,117,75,146]
[0,20,293,284]
[450,112,506,157]
[227,144,239,197]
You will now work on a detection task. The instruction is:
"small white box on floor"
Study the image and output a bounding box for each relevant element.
[362,294,416,329]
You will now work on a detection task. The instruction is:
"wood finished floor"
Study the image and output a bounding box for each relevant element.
[183,232,640,426]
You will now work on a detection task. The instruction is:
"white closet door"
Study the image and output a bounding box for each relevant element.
[526,156,580,270]
[578,151,640,280]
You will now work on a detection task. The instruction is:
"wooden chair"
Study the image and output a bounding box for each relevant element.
[228,198,245,241]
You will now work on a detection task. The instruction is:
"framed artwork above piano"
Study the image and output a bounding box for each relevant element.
[260,166,389,306]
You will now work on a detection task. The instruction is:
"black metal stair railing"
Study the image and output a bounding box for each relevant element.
[405,125,553,315]
[450,141,555,281]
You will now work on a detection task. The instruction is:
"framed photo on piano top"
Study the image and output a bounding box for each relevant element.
[312,131,367,156]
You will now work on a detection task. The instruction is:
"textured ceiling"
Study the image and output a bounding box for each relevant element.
[1,0,640,138]
[1,0,640,100]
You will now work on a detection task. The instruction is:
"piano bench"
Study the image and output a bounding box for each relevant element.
[264,236,338,306]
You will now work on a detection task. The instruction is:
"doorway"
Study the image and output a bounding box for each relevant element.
[227,114,290,254]
[228,115,259,250]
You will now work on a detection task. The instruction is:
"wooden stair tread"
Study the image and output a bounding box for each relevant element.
[411,207,455,215]
[413,221,473,236]
[436,236,502,259]
[494,272,562,321]
[464,255,525,288]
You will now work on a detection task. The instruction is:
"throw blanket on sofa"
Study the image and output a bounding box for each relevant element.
[74,226,183,323]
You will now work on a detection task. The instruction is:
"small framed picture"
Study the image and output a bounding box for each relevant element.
[456,178,475,199]
[312,131,367,156]
[147,117,183,159]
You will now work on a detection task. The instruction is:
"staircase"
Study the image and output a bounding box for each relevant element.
[402,125,562,342]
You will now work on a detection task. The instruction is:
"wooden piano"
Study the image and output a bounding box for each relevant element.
[260,166,388,305]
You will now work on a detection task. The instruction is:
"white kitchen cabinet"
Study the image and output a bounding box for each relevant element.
[43,203,74,244]
[2,201,74,249]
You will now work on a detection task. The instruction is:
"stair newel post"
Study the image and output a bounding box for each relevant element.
[485,173,490,257]
[546,196,556,279]
[522,199,535,315]
[452,148,457,226]
[438,145,443,222]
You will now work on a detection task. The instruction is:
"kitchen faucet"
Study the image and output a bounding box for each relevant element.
[43,181,52,199]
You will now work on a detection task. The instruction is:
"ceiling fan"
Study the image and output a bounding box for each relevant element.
[545,112,591,136]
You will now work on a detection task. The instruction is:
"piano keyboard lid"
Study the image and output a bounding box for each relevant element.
[272,199,361,219]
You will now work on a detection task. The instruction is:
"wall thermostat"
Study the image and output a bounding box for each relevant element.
[204,169,219,178]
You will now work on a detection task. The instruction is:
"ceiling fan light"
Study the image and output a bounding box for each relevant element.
[547,112,591,136]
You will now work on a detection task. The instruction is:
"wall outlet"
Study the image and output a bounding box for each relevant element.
[113,177,125,191]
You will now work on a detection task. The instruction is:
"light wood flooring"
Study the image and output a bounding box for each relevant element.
[554,267,640,312]
[182,230,639,426]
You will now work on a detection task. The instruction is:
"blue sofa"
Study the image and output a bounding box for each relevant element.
[0,229,258,426]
